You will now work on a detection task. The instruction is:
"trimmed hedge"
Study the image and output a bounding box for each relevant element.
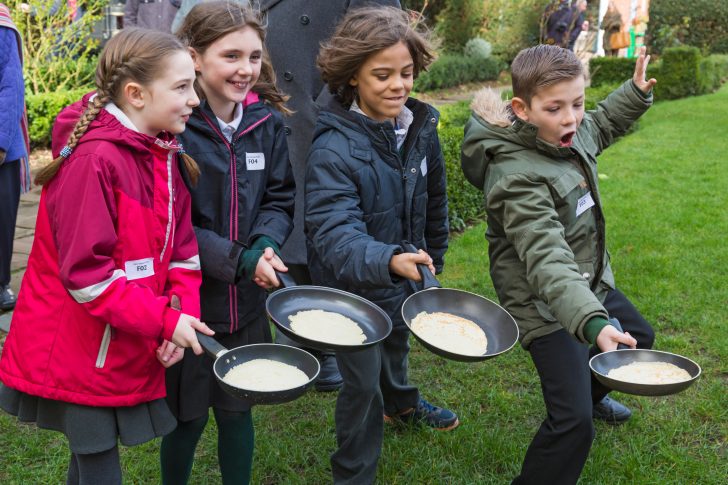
[589,57,636,88]
[648,0,728,55]
[589,57,660,88]
[415,54,502,91]
[655,47,728,100]
[438,101,485,231]
[26,88,89,148]
[589,48,728,101]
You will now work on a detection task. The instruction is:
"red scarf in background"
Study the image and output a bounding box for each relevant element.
[0,3,31,193]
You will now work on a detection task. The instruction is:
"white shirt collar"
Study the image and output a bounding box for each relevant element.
[216,103,244,142]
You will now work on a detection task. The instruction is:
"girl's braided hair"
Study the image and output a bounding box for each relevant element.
[35,28,200,186]
[176,1,291,115]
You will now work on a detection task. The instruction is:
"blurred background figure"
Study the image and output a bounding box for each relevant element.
[601,1,623,57]
[124,0,180,33]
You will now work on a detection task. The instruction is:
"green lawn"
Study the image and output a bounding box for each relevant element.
[2,85,727,484]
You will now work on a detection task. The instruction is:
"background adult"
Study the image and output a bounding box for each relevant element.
[541,0,585,50]
[601,1,623,57]
[260,0,401,392]
[124,0,180,33]
[0,3,31,311]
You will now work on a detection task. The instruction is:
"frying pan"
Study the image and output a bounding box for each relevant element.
[266,271,393,352]
[589,319,701,396]
[196,332,320,405]
[400,244,519,362]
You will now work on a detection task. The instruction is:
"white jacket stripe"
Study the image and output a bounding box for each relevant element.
[68,270,126,303]
[168,255,201,271]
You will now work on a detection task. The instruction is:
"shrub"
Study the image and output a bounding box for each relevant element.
[698,54,728,94]
[589,57,636,87]
[648,0,728,55]
[434,102,485,231]
[415,54,502,91]
[464,38,493,59]
[435,0,484,53]
[26,88,89,148]
[656,46,702,99]
[9,0,103,94]
[480,0,552,63]
[584,83,621,111]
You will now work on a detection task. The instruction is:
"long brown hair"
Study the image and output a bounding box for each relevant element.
[35,28,200,186]
[317,6,436,106]
[176,1,291,115]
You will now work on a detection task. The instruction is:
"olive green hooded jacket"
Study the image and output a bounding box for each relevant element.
[461,80,652,348]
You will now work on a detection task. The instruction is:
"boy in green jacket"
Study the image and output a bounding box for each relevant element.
[461,45,657,484]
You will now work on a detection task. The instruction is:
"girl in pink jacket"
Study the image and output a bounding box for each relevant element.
[0,28,213,484]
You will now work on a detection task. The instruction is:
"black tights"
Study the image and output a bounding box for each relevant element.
[160,408,254,485]
[66,446,122,485]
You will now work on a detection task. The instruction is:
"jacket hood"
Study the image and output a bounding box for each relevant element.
[461,88,574,189]
[51,92,179,159]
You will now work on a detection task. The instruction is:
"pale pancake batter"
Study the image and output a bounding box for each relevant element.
[223,359,309,391]
[289,309,367,345]
[606,361,691,384]
[411,311,488,356]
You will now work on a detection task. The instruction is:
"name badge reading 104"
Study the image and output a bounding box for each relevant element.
[576,191,595,217]
[246,152,265,171]
[125,258,155,280]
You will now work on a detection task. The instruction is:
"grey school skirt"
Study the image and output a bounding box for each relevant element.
[0,383,177,454]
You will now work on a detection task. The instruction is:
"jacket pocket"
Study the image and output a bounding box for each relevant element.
[95,324,112,369]
[552,170,587,228]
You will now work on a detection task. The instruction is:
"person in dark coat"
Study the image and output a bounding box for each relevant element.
[124,0,180,33]
[260,0,401,391]
[0,3,31,311]
[306,7,456,484]
[541,0,587,51]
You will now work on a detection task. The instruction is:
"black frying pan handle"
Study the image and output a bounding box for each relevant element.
[401,242,441,290]
[608,318,631,350]
[274,270,298,289]
[195,330,228,359]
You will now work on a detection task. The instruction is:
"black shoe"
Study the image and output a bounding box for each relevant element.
[315,354,343,392]
[0,286,16,311]
[593,396,632,424]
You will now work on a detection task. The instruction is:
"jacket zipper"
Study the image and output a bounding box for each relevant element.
[95,324,112,369]
[159,150,175,262]
[571,154,606,290]
[199,110,272,332]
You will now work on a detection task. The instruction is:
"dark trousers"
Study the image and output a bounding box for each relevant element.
[0,160,21,286]
[331,325,420,485]
[513,288,655,485]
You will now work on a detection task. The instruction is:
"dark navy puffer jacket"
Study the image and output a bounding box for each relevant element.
[178,94,295,333]
[305,96,448,327]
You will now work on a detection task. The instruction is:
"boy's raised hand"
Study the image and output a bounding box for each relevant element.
[389,249,435,281]
[633,46,657,94]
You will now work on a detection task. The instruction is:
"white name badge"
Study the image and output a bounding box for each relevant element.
[576,191,595,217]
[125,258,155,280]
[420,156,428,176]
[246,152,265,171]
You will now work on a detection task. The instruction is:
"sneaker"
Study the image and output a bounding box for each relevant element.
[592,396,632,424]
[385,398,459,431]
[0,286,16,312]
[314,354,343,392]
